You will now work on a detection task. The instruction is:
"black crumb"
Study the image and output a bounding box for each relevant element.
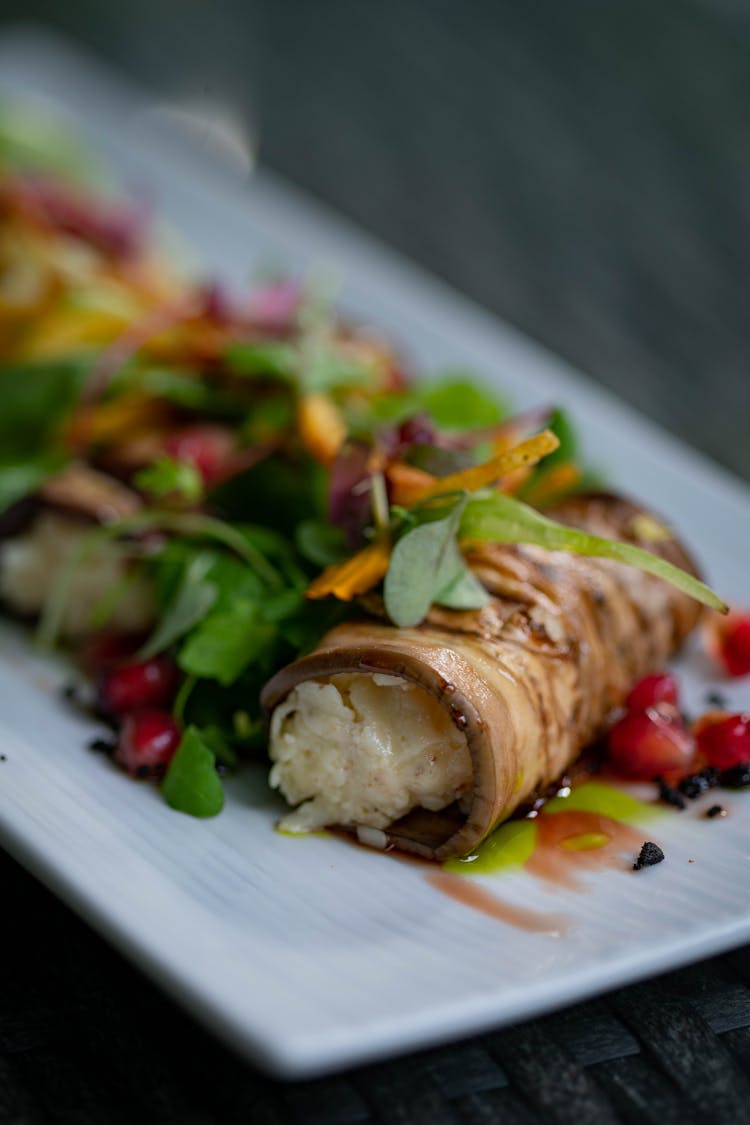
[719,762,750,789]
[634,842,665,870]
[87,738,116,755]
[0,754,6,762]
[706,690,728,709]
[679,769,719,800]
[656,778,686,810]
[706,804,726,819]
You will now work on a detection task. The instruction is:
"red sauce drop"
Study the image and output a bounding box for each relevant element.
[526,809,642,891]
[425,870,568,934]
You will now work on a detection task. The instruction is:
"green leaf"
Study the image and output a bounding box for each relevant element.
[199,724,239,769]
[435,562,490,611]
[162,726,224,818]
[0,103,94,178]
[225,341,297,379]
[384,497,469,627]
[302,348,373,394]
[0,359,90,457]
[546,408,579,467]
[461,492,727,612]
[0,454,67,515]
[178,600,275,686]
[295,520,347,567]
[134,457,203,504]
[139,553,218,660]
[416,376,507,429]
[115,365,237,413]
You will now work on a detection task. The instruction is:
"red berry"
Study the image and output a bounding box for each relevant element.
[114,709,181,779]
[99,655,179,716]
[78,630,147,677]
[608,707,694,778]
[626,672,679,712]
[696,713,750,770]
[163,425,235,486]
[719,615,750,678]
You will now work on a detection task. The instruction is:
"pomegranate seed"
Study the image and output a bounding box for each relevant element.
[608,707,694,779]
[114,709,181,779]
[626,672,679,712]
[98,655,179,716]
[719,614,750,678]
[77,631,148,677]
[163,425,235,486]
[696,712,750,770]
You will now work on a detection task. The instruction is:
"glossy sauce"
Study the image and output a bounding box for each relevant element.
[525,809,642,891]
[425,870,568,934]
[424,781,660,929]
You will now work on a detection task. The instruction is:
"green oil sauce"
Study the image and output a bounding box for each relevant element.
[542,781,656,822]
[444,782,657,875]
[444,818,537,874]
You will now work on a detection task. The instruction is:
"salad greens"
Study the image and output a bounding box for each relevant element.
[162,726,225,817]
[0,116,726,820]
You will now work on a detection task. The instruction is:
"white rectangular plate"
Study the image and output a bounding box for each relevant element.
[2,29,750,1079]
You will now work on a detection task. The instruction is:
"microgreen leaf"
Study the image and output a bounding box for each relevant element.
[134,457,203,504]
[384,497,470,627]
[461,492,727,612]
[416,376,507,429]
[546,408,579,467]
[295,520,347,567]
[161,725,224,818]
[225,341,298,380]
[367,377,506,430]
[302,349,373,394]
[0,454,67,516]
[435,562,490,611]
[0,359,90,457]
[178,600,275,686]
[139,554,218,660]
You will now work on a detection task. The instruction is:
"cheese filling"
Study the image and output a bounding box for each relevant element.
[0,512,155,638]
[269,672,472,835]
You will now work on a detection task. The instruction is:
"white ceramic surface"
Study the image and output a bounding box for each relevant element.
[1,29,749,1079]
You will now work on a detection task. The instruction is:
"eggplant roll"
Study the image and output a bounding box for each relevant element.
[261,494,703,860]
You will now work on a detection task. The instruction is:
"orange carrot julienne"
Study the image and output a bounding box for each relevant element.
[385,462,436,507]
[409,430,559,503]
[521,461,580,507]
[306,540,391,601]
[297,393,347,466]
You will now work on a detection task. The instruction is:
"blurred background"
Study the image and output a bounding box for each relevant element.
[0,0,748,479]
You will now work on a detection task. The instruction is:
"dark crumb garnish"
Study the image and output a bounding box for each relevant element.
[719,762,750,789]
[0,754,6,762]
[88,738,116,755]
[678,768,720,800]
[634,842,665,870]
[706,690,728,709]
[701,766,720,787]
[706,804,726,819]
[61,683,77,701]
[655,777,686,810]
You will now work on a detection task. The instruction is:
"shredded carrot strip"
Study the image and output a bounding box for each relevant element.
[297,393,347,466]
[385,462,436,507]
[306,540,391,601]
[66,392,169,451]
[498,466,533,495]
[410,430,560,503]
[521,461,580,506]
